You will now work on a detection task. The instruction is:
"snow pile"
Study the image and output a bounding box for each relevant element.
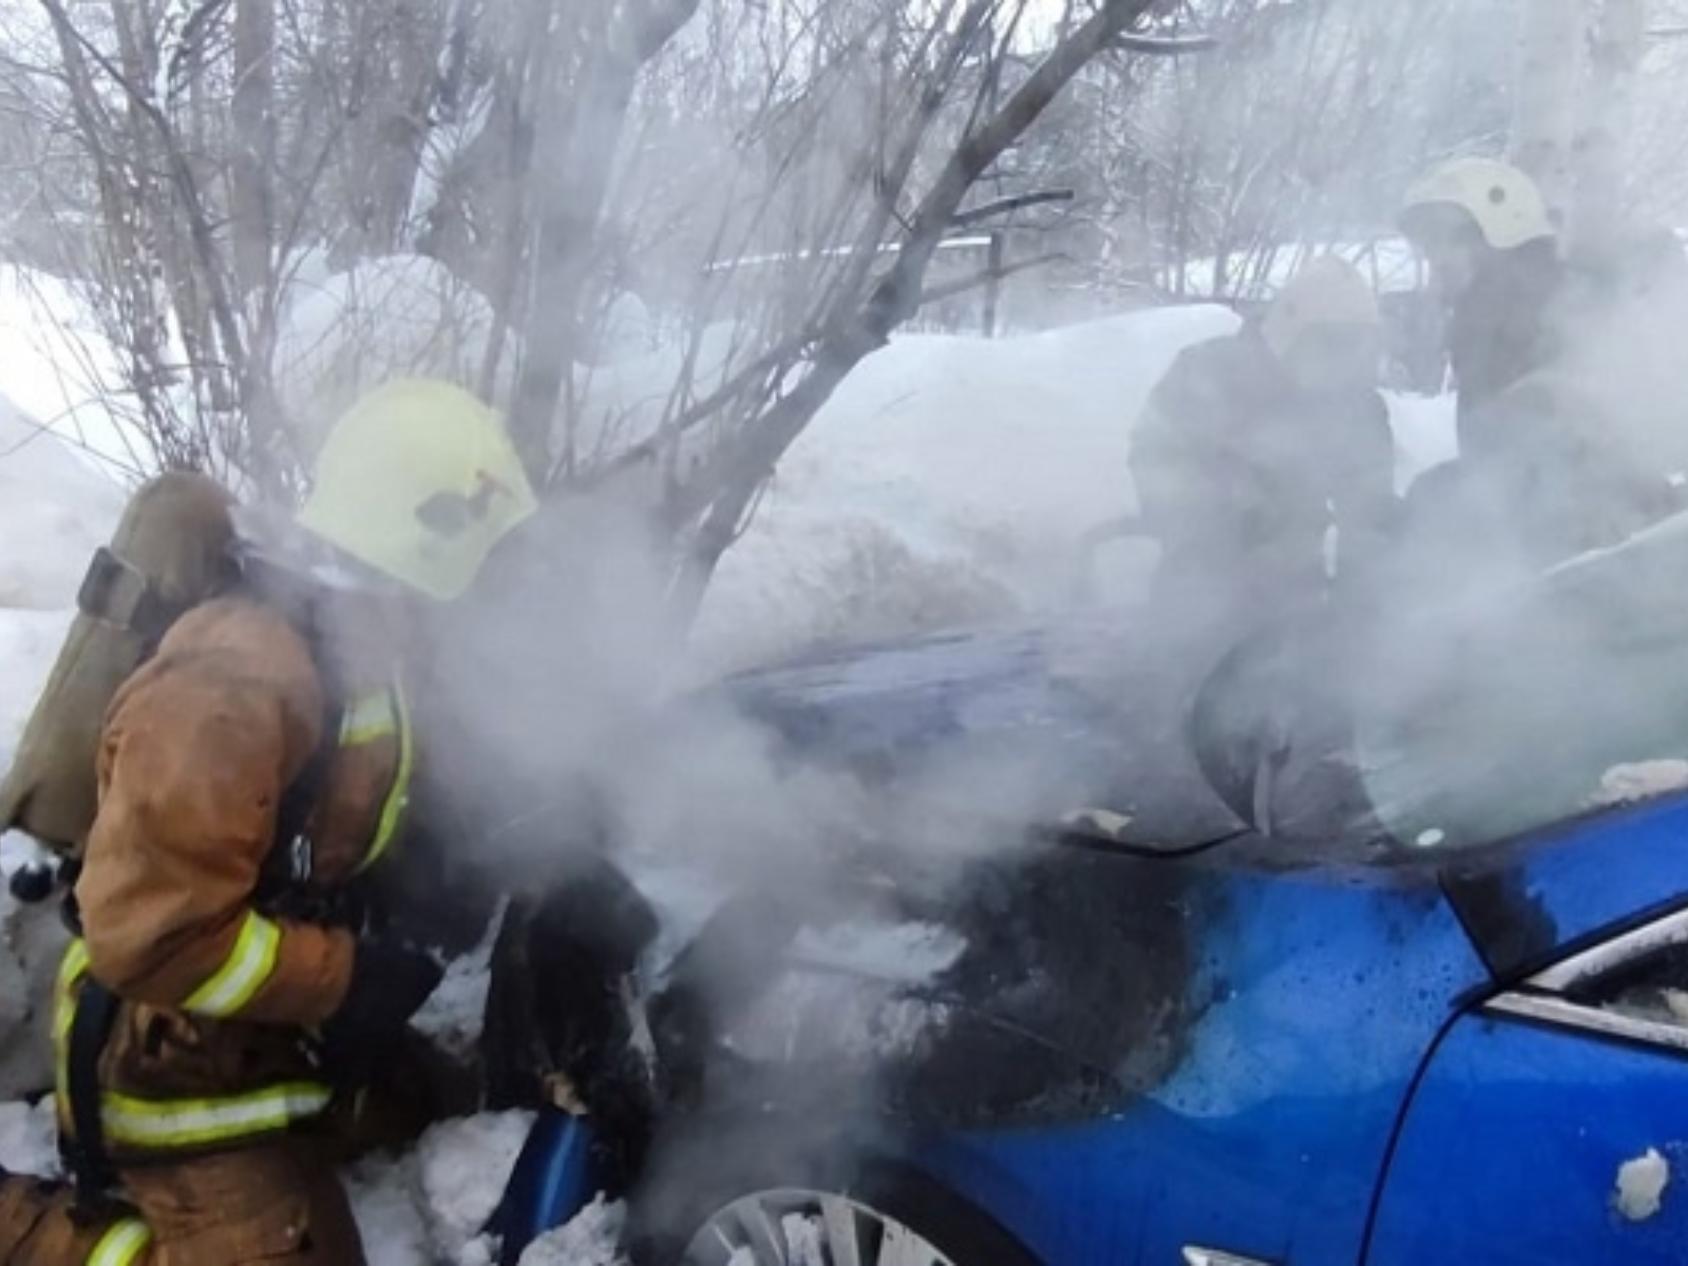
[0,389,123,857]
[690,306,1236,672]
[413,930,497,1063]
[0,269,132,468]
[0,1097,57,1176]
[514,1199,627,1266]
[346,1110,633,1265]
[0,399,122,612]
[691,306,1457,673]
[0,396,121,783]
[1593,760,1688,808]
[345,1111,532,1266]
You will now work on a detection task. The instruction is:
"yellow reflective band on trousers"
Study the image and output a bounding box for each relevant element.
[86,1217,151,1266]
[98,1081,333,1151]
[181,911,281,1017]
[347,682,413,874]
[54,942,332,1156]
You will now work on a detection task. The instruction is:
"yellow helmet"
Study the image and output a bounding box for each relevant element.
[296,379,537,601]
[1401,158,1556,251]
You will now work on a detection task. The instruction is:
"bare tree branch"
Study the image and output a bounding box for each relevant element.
[1111,32,1218,54]
[951,188,1075,227]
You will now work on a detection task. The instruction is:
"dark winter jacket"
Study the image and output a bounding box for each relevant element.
[1432,234,1688,574]
[1448,239,1564,449]
[1130,327,1397,598]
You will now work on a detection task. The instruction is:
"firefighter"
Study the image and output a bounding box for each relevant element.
[0,380,537,1264]
[1130,256,1397,650]
[1398,158,1684,572]
[1399,156,1564,437]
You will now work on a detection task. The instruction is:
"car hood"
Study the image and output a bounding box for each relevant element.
[722,616,1244,851]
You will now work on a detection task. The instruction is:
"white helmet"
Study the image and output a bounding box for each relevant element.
[1261,256,1380,362]
[1401,158,1556,251]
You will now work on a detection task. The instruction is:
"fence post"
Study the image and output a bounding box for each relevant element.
[983,231,1005,337]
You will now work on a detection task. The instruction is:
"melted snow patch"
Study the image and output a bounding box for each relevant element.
[1593,761,1688,808]
[1616,1148,1670,1222]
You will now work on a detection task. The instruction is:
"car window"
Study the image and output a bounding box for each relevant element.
[1571,941,1688,1031]
[1488,909,1688,1054]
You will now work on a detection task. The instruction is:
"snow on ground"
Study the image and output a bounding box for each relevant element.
[0,269,137,475]
[0,394,122,778]
[513,1199,628,1266]
[0,399,122,611]
[346,1111,535,1266]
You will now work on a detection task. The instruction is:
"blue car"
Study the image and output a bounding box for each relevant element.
[619,521,1688,1266]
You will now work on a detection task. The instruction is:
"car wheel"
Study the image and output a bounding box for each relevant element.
[680,1187,956,1265]
[657,1160,1039,1266]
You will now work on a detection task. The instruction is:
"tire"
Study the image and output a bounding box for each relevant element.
[628,1116,1039,1266]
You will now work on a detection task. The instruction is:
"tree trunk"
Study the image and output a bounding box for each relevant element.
[1510,0,1584,224]
[507,19,635,473]
[1572,0,1645,253]
[507,0,702,476]
[671,0,1161,627]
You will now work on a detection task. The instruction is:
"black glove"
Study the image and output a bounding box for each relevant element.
[318,941,443,1086]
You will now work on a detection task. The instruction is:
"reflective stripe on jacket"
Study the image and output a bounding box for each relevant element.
[58,596,415,1161]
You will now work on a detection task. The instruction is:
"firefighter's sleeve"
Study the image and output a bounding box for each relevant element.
[78,642,355,1027]
[1333,393,1401,533]
[1131,351,1232,538]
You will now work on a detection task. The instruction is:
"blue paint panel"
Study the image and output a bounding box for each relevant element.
[1500,793,1688,958]
[915,867,1488,1265]
[1369,1014,1688,1265]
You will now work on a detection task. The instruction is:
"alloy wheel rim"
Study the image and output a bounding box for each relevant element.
[682,1187,959,1266]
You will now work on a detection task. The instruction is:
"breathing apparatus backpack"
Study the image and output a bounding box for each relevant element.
[0,472,238,888]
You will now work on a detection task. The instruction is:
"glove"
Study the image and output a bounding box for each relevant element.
[318,942,443,1086]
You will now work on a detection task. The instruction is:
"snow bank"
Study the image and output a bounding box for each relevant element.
[0,400,122,612]
[690,305,1237,672]
[0,269,134,471]
[0,395,121,782]
[690,306,1457,674]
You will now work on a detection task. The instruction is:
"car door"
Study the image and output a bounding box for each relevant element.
[1368,903,1688,1265]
